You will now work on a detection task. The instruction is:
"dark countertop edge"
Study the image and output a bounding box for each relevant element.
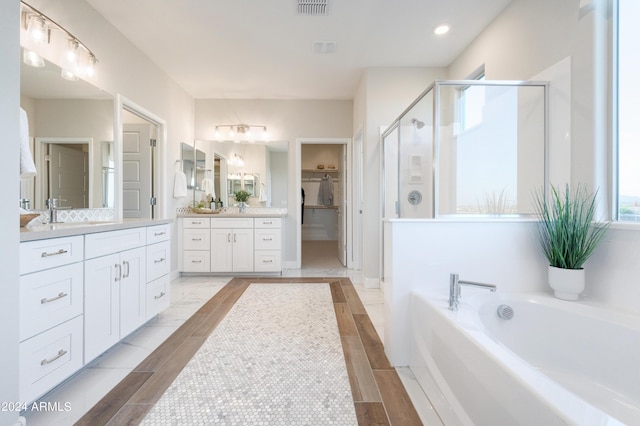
[20,218,174,242]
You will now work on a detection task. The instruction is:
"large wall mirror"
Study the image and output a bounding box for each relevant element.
[20,49,115,210]
[193,140,289,209]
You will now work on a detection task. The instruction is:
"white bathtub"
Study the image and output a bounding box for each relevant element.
[409,289,640,425]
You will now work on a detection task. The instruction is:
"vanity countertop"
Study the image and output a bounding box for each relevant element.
[20,218,173,242]
[178,207,288,219]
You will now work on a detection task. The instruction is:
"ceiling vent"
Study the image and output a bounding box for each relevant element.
[296,0,330,16]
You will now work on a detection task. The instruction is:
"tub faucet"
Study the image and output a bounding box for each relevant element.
[449,273,496,311]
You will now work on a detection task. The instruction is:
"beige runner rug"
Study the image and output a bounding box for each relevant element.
[141,283,358,425]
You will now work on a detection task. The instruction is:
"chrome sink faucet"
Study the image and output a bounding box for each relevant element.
[46,198,67,223]
[449,273,496,311]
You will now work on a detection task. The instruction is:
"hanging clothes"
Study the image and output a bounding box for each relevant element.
[317,174,334,206]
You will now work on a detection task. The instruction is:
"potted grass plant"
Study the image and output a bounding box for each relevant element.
[533,183,609,300]
[234,190,251,212]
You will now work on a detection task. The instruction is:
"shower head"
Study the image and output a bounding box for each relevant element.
[411,118,425,129]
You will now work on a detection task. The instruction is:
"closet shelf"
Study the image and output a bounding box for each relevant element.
[302,169,338,173]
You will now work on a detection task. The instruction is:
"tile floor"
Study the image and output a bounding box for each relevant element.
[21,241,440,426]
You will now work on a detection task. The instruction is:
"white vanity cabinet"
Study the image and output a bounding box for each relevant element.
[254,218,282,272]
[145,224,171,318]
[179,215,283,274]
[19,236,85,404]
[210,218,254,272]
[182,218,211,272]
[84,228,147,363]
[19,220,172,404]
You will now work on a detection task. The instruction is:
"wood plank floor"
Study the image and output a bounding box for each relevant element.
[75,277,422,425]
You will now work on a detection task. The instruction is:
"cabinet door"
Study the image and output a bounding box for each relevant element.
[232,228,254,272]
[84,253,120,363]
[210,228,233,272]
[119,246,146,337]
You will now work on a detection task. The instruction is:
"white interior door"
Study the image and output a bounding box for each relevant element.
[123,123,152,218]
[337,145,347,266]
[49,144,88,208]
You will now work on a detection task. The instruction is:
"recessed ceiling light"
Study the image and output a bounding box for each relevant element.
[434,25,450,36]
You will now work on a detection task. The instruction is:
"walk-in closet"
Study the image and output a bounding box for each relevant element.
[300,144,346,268]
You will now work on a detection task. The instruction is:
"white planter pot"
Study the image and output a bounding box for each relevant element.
[548,265,585,301]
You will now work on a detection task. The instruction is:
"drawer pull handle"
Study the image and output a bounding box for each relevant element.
[41,349,67,366]
[263,259,273,263]
[154,231,166,236]
[154,291,166,300]
[192,238,202,241]
[41,248,68,258]
[262,238,273,241]
[114,263,122,281]
[41,292,68,304]
[192,221,202,225]
[192,260,202,263]
[263,221,273,224]
[154,257,166,264]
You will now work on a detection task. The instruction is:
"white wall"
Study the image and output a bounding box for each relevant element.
[194,99,353,265]
[0,1,21,424]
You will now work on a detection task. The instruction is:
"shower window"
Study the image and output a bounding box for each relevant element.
[616,0,640,221]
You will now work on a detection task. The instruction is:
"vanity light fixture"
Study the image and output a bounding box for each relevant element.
[20,1,99,79]
[214,124,269,142]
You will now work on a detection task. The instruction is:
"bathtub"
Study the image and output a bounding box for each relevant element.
[409,289,640,425]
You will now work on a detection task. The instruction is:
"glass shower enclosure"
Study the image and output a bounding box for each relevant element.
[382,80,549,220]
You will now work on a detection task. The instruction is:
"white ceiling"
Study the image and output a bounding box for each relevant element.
[86,0,512,100]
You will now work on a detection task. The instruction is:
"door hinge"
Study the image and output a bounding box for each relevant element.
[150,138,157,147]
[150,197,157,206]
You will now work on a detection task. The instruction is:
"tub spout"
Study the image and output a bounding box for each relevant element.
[449,273,496,311]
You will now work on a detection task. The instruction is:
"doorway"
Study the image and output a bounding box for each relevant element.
[297,139,350,269]
[34,137,92,210]
[115,95,167,220]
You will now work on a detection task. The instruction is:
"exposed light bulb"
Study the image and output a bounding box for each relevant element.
[61,68,79,81]
[84,54,97,78]
[23,49,44,67]
[66,39,79,64]
[228,127,235,138]
[27,15,47,44]
[262,127,269,141]
[214,126,221,139]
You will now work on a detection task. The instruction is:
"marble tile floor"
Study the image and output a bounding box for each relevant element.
[21,253,440,425]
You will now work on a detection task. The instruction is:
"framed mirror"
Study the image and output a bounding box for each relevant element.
[20,49,114,210]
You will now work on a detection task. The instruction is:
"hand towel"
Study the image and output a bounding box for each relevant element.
[259,182,267,203]
[173,161,188,198]
[201,177,214,197]
[19,108,37,178]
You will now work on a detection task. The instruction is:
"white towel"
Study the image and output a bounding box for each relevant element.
[201,177,214,197]
[19,108,37,178]
[173,161,188,198]
[259,183,267,203]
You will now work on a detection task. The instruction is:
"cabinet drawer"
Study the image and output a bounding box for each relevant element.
[210,217,254,228]
[147,241,170,282]
[146,274,170,319]
[254,229,281,250]
[182,217,210,228]
[254,251,282,272]
[183,228,210,250]
[183,251,211,272]
[255,217,282,228]
[20,263,83,341]
[85,228,146,259]
[20,236,83,275]
[19,316,83,404]
[147,223,170,244]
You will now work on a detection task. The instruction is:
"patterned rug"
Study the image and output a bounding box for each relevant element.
[141,283,358,425]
